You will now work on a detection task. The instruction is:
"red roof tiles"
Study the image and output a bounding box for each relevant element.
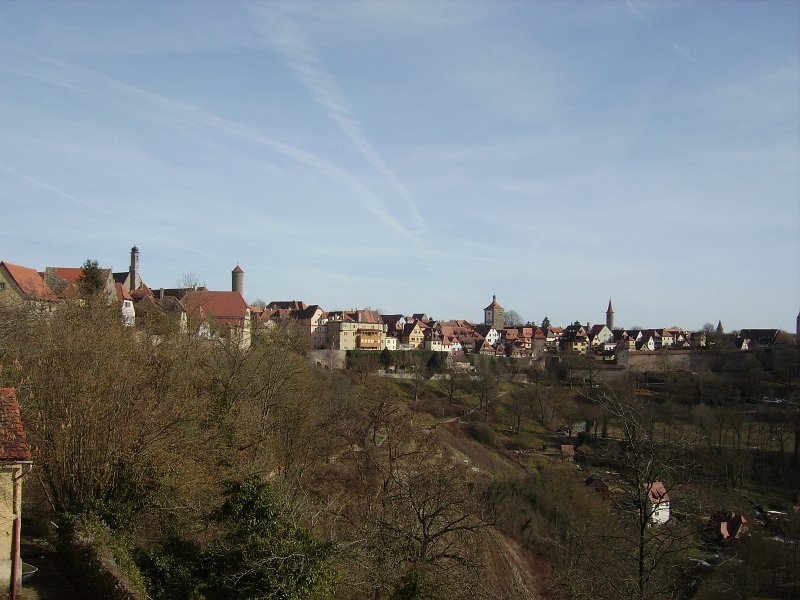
[1,261,58,301]
[0,389,31,461]
[184,290,249,324]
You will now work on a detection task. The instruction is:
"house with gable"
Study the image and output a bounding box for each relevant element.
[381,314,407,337]
[0,388,32,597]
[44,265,134,325]
[636,330,659,351]
[43,266,116,302]
[737,329,792,350]
[0,261,58,308]
[474,325,501,347]
[646,482,670,525]
[587,324,614,349]
[561,324,589,354]
[664,328,691,348]
[544,327,563,352]
[294,304,328,348]
[400,320,425,349]
[327,310,386,351]
[181,265,252,348]
[423,328,445,353]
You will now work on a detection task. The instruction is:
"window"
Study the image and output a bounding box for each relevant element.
[0,282,4,290]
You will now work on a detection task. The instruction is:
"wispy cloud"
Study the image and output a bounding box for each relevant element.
[0,163,113,215]
[625,0,651,27]
[3,49,424,246]
[249,4,427,234]
[671,42,700,64]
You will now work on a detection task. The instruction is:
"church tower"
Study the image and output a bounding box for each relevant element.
[606,299,614,330]
[484,294,504,329]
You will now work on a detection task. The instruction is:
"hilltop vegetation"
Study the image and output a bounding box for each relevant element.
[0,301,798,599]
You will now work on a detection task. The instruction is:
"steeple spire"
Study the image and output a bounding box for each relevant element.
[606,298,614,329]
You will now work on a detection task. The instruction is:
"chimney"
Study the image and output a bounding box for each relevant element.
[232,265,244,296]
[129,245,140,292]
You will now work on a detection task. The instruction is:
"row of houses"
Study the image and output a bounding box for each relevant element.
[258,296,707,358]
[0,248,254,348]
[2,248,795,355]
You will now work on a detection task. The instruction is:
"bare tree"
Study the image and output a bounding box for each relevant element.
[562,383,703,600]
[349,351,379,386]
[503,310,524,327]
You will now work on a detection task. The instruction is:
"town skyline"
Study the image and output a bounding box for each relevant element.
[1,247,797,334]
[1,1,798,331]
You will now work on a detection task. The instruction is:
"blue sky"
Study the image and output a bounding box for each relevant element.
[1,0,798,330]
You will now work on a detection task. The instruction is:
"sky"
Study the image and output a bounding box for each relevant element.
[1,0,798,331]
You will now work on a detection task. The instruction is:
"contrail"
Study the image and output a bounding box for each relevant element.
[250,4,428,232]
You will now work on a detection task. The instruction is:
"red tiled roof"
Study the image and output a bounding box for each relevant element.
[1,262,58,301]
[647,481,670,504]
[51,267,84,283]
[130,283,154,300]
[115,282,133,301]
[484,297,504,310]
[184,290,249,324]
[0,389,31,461]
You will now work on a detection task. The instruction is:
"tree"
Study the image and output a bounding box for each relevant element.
[442,365,468,404]
[568,383,702,600]
[380,348,393,370]
[409,351,428,401]
[209,477,337,599]
[142,477,337,600]
[506,387,531,434]
[77,258,105,301]
[542,316,551,329]
[503,310,524,327]
[472,360,499,420]
[350,351,380,386]
[9,302,211,528]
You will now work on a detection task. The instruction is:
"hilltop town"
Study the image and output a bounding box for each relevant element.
[1,245,800,600]
[2,246,796,366]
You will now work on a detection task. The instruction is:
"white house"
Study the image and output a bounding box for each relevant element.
[646,482,670,525]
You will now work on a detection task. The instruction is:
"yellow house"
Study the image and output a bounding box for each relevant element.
[326,310,386,350]
[0,261,58,308]
[401,322,425,349]
[0,388,32,598]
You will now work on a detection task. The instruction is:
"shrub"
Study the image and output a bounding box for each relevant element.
[466,422,495,446]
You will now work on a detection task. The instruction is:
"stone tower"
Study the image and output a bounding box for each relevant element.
[606,299,614,330]
[232,264,244,296]
[129,245,140,292]
[716,320,724,335]
[484,294,504,329]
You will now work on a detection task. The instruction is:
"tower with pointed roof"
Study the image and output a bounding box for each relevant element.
[231,264,244,296]
[716,320,724,335]
[484,294,504,329]
[606,299,614,330]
